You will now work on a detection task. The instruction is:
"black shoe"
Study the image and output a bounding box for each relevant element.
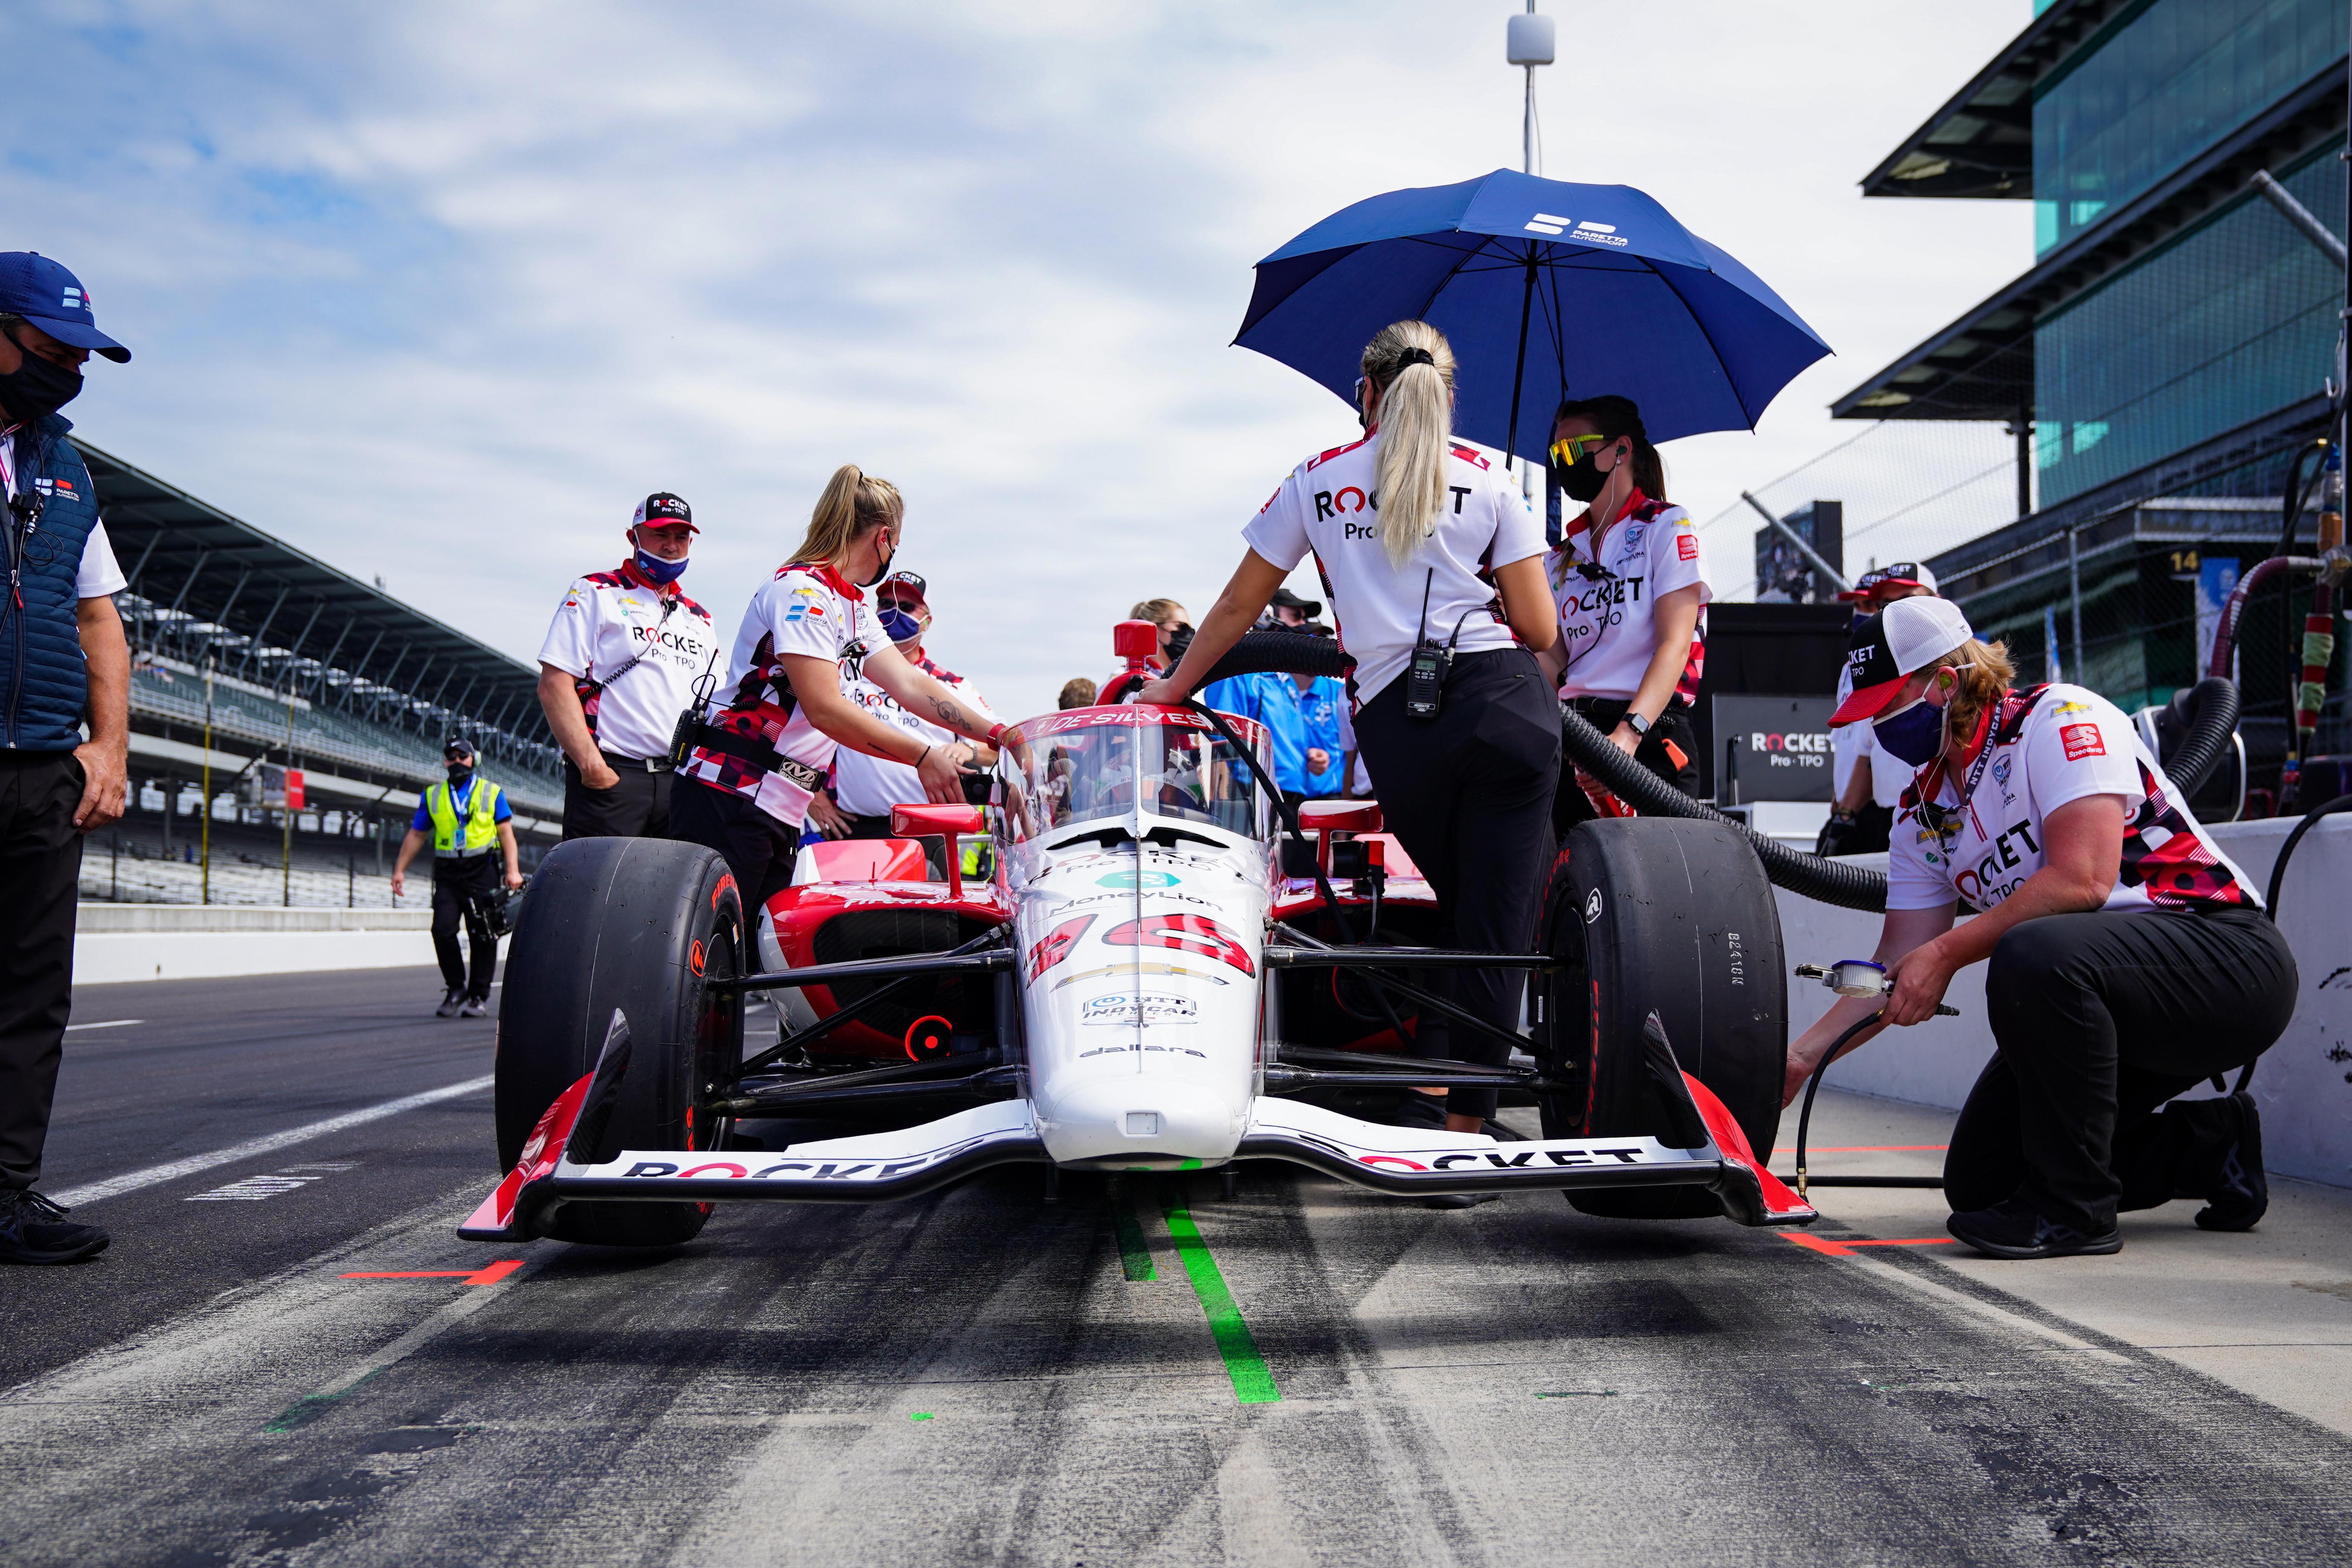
[458,995,489,1019]
[435,989,462,1018]
[2196,1091,2268,1232]
[1946,1196,2121,1260]
[1481,1119,1527,1142]
[0,1189,110,1265]
[1422,1192,1500,1210]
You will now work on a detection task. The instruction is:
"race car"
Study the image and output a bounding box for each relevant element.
[462,622,1812,1246]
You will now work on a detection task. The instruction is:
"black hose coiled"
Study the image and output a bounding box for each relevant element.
[1195,627,1352,687]
[1557,706,1891,912]
[1193,629,2244,917]
[2159,677,2241,798]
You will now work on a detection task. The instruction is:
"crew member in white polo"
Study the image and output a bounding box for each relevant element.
[536,491,721,839]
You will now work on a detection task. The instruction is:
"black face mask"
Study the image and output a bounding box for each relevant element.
[446,764,474,785]
[0,333,83,425]
[859,539,896,588]
[1553,450,1608,504]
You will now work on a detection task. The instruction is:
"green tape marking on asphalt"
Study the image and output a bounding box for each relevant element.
[1109,1177,1156,1281]
[1159,1187,1280,1404]
[263,1368,383,1433]
[909,1412,935,1422]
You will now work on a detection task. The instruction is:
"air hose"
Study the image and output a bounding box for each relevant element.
[1199,629,2243,918]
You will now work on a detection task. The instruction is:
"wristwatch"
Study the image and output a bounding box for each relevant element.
[1625,711,1652,738]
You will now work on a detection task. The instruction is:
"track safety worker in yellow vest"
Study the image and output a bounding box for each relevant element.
[390,738,524,1017]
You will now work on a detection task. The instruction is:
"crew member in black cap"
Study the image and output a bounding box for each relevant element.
[0,252,131,1265]
[537,492,720,839]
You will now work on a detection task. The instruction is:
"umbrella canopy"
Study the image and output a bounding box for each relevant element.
[1236,169,1831,462]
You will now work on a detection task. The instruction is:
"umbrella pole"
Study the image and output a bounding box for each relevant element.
[1504,251,1538,469]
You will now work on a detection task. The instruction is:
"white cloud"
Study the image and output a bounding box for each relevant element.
[7,0,2034,720]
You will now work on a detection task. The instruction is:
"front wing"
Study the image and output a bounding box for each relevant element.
[461,1071,1812,1243]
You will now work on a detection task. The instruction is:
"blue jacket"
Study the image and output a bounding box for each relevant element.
[3,414,102,753]
[1201,671,1346,796]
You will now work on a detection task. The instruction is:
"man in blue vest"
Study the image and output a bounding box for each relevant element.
[390,738,524,1017]
[0,253,132,1266]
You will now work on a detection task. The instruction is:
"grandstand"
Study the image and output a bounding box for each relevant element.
[76,441,567,907]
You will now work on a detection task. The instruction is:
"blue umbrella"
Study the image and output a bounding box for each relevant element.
[1236,169,1831,462]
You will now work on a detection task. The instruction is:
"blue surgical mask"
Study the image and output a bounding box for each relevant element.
[1871,693,1948,768]
[634,547,688,585]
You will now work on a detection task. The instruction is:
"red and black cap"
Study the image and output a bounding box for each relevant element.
[1837,561,1939,602]
[1830,596,1976,726]
[631,492,696,532]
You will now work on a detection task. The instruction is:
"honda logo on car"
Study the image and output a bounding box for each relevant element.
[1749,728,1829,769]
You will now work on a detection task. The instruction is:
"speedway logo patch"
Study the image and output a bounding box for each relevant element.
[2060,723,2105,761]
[1079,992,1197,1026]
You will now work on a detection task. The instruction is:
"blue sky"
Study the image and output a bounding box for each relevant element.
[7,1,2031,721]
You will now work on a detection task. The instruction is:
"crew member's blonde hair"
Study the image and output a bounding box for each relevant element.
[1129,598,1186,627]
[789,464,903,567]
[1360,321,1458,567]
[1928,637,2017,743]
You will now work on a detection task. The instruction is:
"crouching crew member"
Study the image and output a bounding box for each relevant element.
[391,739,524,1018]
[1787,597,2292,1260]
[535,491,719,840]
[1141,320,1557,1140]
[1821,562,1940,856]
[670,465,1003,911]
[1539,395,1707,830]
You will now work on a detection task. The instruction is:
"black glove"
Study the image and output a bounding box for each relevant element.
[1815,811,1858,858]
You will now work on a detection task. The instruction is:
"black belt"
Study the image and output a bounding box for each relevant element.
[598,751,667,773]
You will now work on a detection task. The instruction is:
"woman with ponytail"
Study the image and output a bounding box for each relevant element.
[672,463,1004,907]
[1541,394,1709,831]
[1141,321,1558,1141]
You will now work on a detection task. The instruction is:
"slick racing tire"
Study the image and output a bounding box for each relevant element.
[1534,817,1786,1220]
[495,836,746,1247]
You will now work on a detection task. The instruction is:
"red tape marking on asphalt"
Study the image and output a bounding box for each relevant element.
[342,1261,524,1286]
[1779,1234,1955,1258]
[1804,1145,1950,1153]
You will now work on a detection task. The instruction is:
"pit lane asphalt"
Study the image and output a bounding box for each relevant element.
[5,968,2352,1565]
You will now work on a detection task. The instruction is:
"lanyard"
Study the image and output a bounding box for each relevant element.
[1918,687,2045,836]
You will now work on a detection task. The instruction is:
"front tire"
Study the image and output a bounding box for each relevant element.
[494,836,745,1246]
[1534,817,1786,1220]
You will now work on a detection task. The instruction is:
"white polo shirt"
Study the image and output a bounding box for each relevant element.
[1547,491,1710,704]
[1242,431,1544,703]
[0,427,124,597]
[536,563,721,761]
[1886,683,2259,914]
[832,650,995,819]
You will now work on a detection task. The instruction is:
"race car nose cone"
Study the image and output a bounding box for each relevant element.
[1035,1078,1246,1168]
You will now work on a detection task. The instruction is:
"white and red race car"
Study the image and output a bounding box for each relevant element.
[463,624,1813,1246]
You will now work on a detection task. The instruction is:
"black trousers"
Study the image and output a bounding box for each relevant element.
[1554,696,1700,836]
[0,751,83,1193]
[1351,648,1559,1119]
[670,776,799,914]
[1947,906,2296,1234]
[562,754,671,840]
[430,853,500,999]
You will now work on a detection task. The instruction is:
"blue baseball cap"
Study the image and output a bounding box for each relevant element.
[0,253,130,363]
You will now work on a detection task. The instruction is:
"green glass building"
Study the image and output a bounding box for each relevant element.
[1839,0,2348,790]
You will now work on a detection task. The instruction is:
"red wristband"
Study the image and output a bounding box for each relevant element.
[986,723,1007,745]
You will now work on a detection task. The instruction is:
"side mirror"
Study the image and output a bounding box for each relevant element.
[889,803,987,898]
[1299,799,1382,834]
